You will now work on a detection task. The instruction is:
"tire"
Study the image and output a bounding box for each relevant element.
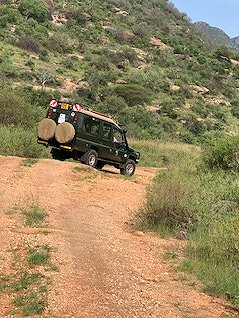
[55,122,75,144]
[120,159,136,176]
[95,161,105,170]
[82,149,98,168]
[51,148,67,161]
[37,118,56,141]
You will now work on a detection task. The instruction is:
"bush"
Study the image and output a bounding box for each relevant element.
[114,84,153,106]
[202,134,239,172]
[0,89,41,127]
[0,125,49,158]
[137,143,239,305]
[18,35,41,53]
[18,0,49,23]
[138,160,200,233]
[47,33,70,54]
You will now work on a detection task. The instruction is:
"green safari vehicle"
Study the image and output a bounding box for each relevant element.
[37,99,140,176]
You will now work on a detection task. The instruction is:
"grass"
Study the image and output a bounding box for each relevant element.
[23,205,47,227]
[129,139,199,168]
[72,166,93,173]
[2,204,55,316]
[0,125,49,158]
[136,141,239,308]
[0,270,48,316]
[163,251,178,261]
[14,292,47,316]
[22,158,39,167]
[27,244,51,267]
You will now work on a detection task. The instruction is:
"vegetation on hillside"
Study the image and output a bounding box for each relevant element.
[194,21,238,50]
[137,138,239,308]
[0,0,238,147]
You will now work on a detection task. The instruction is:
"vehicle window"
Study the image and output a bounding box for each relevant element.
[102,123,112,140]
[113,127,123,143]
[83,115,100,135]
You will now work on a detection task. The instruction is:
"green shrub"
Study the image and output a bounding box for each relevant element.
[0,126,49,158]
[18,0,49,23]
[138,160,201,233]
[202,134,239,172]
[137,141,239,305]
[114,84,153,106]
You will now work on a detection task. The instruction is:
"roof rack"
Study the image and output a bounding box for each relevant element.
[87,108,113,119]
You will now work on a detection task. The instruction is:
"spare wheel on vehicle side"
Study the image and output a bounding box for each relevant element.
[55,122,75,144]
[37,118,57,141]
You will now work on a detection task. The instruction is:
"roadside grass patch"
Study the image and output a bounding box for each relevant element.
[129,139,199,168]
[137,141,239,308]
[72,166,93,173]
[0,270,48,316]
[22,158,38,167]
[14,292,47,316]
[163,251,178,261]
[0,125,49,158]
[27,244,51,267]
[23,205,47,227]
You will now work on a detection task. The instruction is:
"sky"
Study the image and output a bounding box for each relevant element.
[171,0,239,38]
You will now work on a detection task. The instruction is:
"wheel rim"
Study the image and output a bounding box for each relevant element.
[89,155,96,166]
[126,163,134,175]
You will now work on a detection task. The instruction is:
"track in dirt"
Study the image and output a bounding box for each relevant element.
[0,156,236,318]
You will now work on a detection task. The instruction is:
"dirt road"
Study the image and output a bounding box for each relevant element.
[0,156,236,317]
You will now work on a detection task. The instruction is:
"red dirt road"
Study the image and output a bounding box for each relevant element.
[0,156,237,318]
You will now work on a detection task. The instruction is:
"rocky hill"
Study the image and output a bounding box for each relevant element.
[231,36,239,50]
[0,0,239,144]
[194,21,239,51]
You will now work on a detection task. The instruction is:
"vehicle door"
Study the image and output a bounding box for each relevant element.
[109,127,128,163]
[98,122,114,160]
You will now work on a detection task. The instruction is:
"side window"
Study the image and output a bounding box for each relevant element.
[113,127,123,143]
[102,123,112,140]
[83,115,100,135]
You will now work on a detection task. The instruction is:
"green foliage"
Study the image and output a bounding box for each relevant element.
[18,0,49,23]
[27,245,50,267]
[114,84,153,106]
[0,0,238,145]
[14,292,47,316]
[0,89,40,127]
[23,205,46,227]
[0,5,23,27]
[0,126,49,158]
[137,142,239,306]
[202,134,239,172]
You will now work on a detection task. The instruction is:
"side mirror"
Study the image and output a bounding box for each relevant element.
[122,128,127,134]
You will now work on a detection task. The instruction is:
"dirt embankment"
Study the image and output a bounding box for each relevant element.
[0,156,237,318]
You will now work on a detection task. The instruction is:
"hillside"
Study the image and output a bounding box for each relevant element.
[194,21,239,50]
[0,0,239,145]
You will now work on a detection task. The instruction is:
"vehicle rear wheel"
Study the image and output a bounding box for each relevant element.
[82,149,98,168]
[95,161,105,170]
[51,148,67,161]
[120,159,136,176]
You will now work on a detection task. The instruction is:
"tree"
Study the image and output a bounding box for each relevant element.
[18,0,49,23]
[38,69,53,89]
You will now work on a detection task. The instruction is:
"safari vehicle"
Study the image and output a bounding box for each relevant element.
[37,99,140,176]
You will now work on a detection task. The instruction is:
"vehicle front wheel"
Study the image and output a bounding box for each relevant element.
[82,149,98,168]
[120,159,136,176]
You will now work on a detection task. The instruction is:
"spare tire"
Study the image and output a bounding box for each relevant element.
[55,122,75,144]
[37,118,56,141]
